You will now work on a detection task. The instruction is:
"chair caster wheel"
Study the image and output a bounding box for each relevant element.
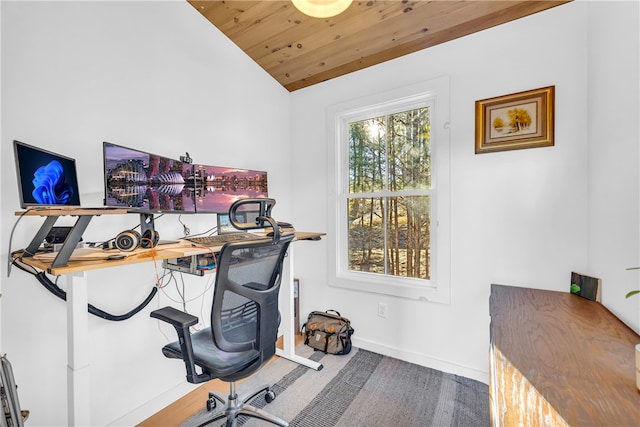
[207,393,217,411]
[265,389,276,403]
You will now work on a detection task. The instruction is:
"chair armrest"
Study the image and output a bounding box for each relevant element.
[150,306,210,384]
[150,306,198,328]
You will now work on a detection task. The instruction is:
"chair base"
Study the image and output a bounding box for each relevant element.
[197,381,288,427]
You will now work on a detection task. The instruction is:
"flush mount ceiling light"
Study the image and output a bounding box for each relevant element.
[292,0,353,18]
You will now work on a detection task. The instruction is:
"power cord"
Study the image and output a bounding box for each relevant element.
[6,210,32,278]
[11,257,157,321]
[178,214,191,237]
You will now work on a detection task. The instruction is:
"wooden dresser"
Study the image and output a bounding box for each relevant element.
[489,284,640,426]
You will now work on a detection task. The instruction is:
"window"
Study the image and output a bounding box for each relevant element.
[348,108,431,279]
[328,77,450,303]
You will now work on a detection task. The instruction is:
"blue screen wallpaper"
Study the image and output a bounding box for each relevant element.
[14,141,81,208]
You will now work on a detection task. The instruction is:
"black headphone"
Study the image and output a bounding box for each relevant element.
[140,229,160,249]
[105,229,159,252]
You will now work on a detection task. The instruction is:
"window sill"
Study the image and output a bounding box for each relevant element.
[330,271,450,304]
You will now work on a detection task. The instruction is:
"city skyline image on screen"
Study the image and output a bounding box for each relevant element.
[193,164,268,213]
[103,142,195,213]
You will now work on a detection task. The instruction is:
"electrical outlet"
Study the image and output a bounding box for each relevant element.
[378,302,388,318]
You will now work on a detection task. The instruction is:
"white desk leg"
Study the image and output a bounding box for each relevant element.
[66,272,91,426]
[276,248,323,371]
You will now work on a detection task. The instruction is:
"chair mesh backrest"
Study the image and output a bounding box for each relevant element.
[211,235,294,356]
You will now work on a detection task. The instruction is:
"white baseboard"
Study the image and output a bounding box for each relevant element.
[352,337,489,385]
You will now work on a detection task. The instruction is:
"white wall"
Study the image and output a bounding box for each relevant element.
[290,0,639,384]
[1,1,290,426]
[586,0,640,330]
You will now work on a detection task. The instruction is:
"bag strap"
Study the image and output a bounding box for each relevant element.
[326,309,341,316]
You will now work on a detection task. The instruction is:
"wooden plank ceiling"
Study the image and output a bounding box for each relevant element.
[188,1,570,92]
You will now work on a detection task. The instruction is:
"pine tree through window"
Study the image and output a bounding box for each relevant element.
[347,108,431,279]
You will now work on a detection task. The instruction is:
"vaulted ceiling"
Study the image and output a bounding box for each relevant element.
[188,1,571,92]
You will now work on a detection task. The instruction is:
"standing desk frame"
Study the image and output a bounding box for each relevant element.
[14,209,323,426]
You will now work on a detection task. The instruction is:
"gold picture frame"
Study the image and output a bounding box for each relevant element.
[475,86,555,154]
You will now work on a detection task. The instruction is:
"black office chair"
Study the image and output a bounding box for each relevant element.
[151,216,294,427]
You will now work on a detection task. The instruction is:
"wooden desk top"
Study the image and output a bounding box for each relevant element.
[15,207,129,216]
[14,232,325,275]
[490,284,640,426]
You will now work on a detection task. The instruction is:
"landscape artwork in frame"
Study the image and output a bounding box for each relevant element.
[475,86,555,154]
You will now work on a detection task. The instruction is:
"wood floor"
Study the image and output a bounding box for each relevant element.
[137,335,304,426]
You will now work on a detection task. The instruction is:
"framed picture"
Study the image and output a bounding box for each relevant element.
[475,86,554,154]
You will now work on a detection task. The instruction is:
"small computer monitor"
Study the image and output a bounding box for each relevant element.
[216,213,237,234]
[193,164,268,213]
[216,210,261,234]
[103,142,196,214]
[14,140,82,209]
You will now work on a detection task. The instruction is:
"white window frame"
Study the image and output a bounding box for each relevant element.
[327,77,451,304]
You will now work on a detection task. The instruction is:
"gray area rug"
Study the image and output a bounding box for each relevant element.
[182,346,488,427]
